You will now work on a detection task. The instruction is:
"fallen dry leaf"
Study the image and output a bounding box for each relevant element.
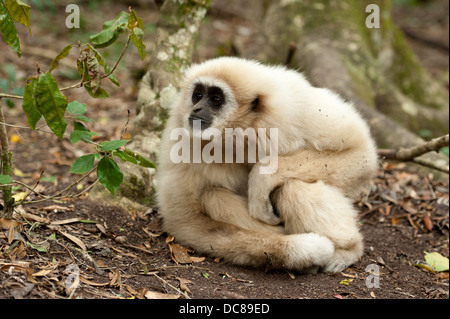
[42,205,71,213]
[51,218,83,226]
[17,210,50,224]
[79,277,110,287]
[166,236,195,264]
[109,269,121,287]
[12,192,27,202]
[0,218,23,243]
[58,230,87,251]
[170,243,193,264]
[378,203,391,216]
[391,214,401,226]
[435,272,449,280]
[177,277,194,294]
[423,215,433,231]
[190,256,206,263]
[145,290,180,299]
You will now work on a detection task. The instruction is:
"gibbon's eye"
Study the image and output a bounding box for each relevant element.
[192,91,203,104]
[210,95,223,107]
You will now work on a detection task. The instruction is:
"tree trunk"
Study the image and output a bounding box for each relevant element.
[89,0,211,210]
[244,0,448,177]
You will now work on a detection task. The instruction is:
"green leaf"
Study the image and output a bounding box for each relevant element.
[27,241,47,253]
[70,154,95,174]
[80,219,99,224]
[201,271,210,279]
[128,9,143,30]
[114,150,137,164]
[131,27,146,60]
[84,83,109,99]
[89,11,129,48]
[0,1,22,57]
[99,139,129,151]
[424,252,449,273]
[22,76,41,129]
[97,156,123,195]
[128,9,146,60]
[49,43,74,73]
[115,148,155,168]
[74,115,94,123]
[67,100,87,115]
[69,121,99,144]
[6,0,30,35]
[36,72,68,139]
[0,174,12,184]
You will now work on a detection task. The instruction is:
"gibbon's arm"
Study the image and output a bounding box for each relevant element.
[248,88,377,225]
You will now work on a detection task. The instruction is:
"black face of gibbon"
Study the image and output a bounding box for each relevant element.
[189,83,225,130]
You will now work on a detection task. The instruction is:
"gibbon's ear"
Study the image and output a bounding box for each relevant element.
[250,97,260,111]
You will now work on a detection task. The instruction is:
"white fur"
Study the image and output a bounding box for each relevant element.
[156,57,378,273]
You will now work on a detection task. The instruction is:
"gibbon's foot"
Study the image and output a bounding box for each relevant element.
[322,246,363,273]
[285,233,335,271]
[248,197,281,226]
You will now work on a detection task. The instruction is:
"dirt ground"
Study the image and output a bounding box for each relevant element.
[0,1,448,302]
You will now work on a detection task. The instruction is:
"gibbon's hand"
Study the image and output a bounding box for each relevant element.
[248,165,282,225]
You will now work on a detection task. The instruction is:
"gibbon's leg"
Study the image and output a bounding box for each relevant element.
[200,187,285,234]
[270,179,364,273]
[161,190,335,272]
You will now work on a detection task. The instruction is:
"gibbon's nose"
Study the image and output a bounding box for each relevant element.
[192,106,202,113]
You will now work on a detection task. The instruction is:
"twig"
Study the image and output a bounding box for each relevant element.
[378,134,449,174]
[0,102,14,218]
[285,42,297,68]
[15,165,98,205]
[0,121,55,135]
[152,273,190,299]
[0,93,24,100]
[378,134,449,161]
[14,169,45,204]
[412,158,449,174]
[120,110,131,140]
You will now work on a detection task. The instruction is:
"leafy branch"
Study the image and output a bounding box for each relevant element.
[0,3,151,218]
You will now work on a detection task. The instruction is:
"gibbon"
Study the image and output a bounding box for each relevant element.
[156,57,378,273]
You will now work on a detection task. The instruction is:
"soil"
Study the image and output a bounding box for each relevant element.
[0,0,448,303]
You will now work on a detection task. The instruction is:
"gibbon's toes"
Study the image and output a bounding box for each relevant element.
[322,249,362,273]
[322,260,350,274]
[249,200,281,225]
[286,233,335,271]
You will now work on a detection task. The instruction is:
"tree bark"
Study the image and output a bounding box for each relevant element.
[244,0,448,178]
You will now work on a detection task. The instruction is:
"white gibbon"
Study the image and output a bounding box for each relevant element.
[156,57,378,273]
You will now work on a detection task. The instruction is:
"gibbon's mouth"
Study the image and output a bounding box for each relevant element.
[189,116,212,130]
